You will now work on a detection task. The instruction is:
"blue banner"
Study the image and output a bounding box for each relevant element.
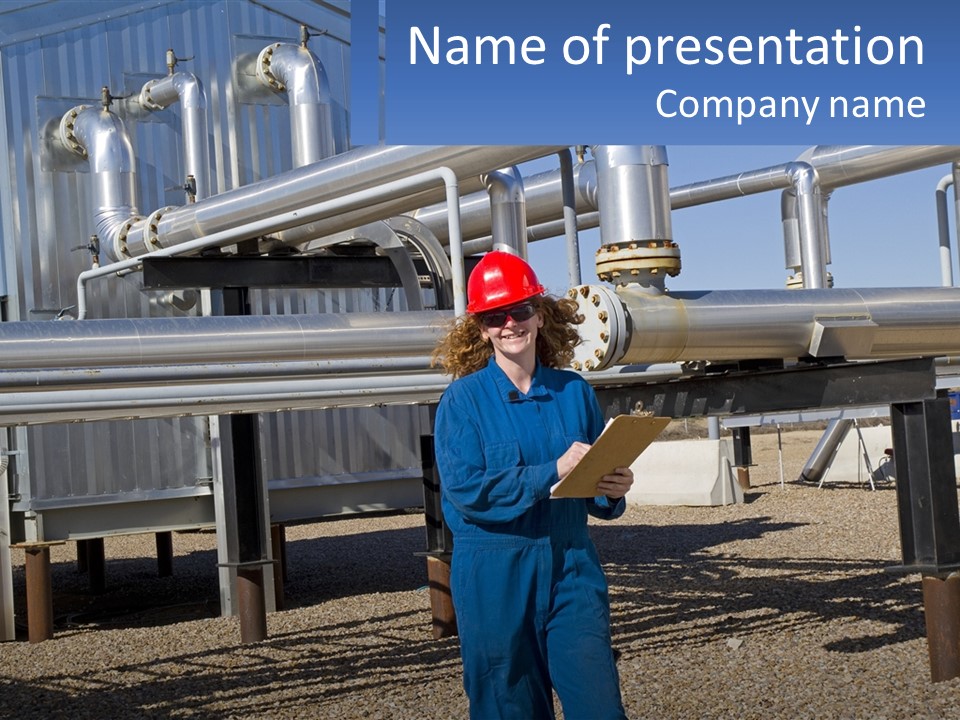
[383,0,960,143]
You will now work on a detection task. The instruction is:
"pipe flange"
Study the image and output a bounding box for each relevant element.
[256,43,286,92]
[59,105,91,157]
[595,241,681,284]
[139,78,165,111]
[567,284,628,372]
[115,216,143,259]
[145,206,175,248]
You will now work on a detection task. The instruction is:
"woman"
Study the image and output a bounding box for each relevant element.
[432,250,633,719]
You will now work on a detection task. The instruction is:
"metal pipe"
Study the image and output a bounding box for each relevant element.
[0,310,452,370]
[570,283,960,369]
[76,166,464,318]
[464,210,601,257]
[0,357,434,389]
[557,149,582,285]
[256,41,336,165]
[437,146,960,254]
[60,106,143,262]
[797,418,854,484]
[953,164,960,284]
[139,68,210,200]
[0,373,452,426]
[790,163,827,288]
[593,146,672,247]
[24,546,54,643]
[60,119,556,261]
[797,146,960,191]
[413,158,597,244]
[263,146,561,250]
[936,174,955,287]
[483,167,527,257]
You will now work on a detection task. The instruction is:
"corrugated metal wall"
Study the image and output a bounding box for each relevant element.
[0,1,420,515]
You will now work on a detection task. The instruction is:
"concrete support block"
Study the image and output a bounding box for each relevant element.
[628,438,743,506]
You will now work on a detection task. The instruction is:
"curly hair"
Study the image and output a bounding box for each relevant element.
[431,295,583,378]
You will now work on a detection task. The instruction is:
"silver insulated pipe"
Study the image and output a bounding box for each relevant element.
[256,40,337,165]
[569,283,960,370]
[0,311,452,370]
[591,145,677,291]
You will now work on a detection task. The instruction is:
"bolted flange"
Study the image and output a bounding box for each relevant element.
[595,240,681,285]
[567,284,628,372]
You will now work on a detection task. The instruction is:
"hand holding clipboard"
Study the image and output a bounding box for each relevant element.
[550,415,670,499]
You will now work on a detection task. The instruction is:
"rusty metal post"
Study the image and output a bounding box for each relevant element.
[236,565,268,643]
[922,574,960,682]
[23,545,54,643]
[426,556,457,639]
[155,531,173,577]
[420,433,457,639]
[85,537,105,594]
[732,427,752,490]
[270,524,285,611]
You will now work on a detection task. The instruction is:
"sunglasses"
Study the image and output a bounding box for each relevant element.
[479,301,537,328]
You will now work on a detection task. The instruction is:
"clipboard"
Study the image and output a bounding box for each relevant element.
[550,415,670,498]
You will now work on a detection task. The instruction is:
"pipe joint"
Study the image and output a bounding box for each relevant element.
[59,105,91,157]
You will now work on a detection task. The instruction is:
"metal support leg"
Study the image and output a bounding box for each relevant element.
[420,434,457,639]
[214,287,273,641]
[426,556,457,639]
[86,537,105,594]
[889,396,960,682]
[732,427,752,490]
[922,574,960,682]
[76,539,88,573]
[270,524,285,611]
[23,546,54,643]
[156,531,174,578]
[236,565,268,643]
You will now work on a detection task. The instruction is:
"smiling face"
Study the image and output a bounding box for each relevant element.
[479,302,544,365]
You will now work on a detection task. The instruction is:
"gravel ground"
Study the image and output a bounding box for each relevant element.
[3,428,960,719]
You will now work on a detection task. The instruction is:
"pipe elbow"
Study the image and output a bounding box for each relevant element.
[61,106,136,174]
[482,166,525,205]
[257,42,330,107]
[784,161,819,193]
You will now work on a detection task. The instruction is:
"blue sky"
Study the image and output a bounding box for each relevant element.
[523,145,957,296]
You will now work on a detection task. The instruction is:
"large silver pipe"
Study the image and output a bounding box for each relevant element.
[483,167,528,256]
[0,364,693,427]
[570,283,960,368]
[593,145,676,291]
[60,106,143,262]
[161,145,558,254]
[798,146,960,191]
[593,145,672,247]
[798,418,854,485]
[138,68,210,200]
[256,41,336,166]
[59,116,557,260]
[0,311,452,370]
[0,357,434,389]
[0,373,452,427]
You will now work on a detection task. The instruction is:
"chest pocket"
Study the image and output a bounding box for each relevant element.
[482,441,521,470]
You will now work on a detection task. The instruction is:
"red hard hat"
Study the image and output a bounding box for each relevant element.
[466,251,545,314]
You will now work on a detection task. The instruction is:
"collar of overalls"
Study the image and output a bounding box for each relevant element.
[486,356,550,403]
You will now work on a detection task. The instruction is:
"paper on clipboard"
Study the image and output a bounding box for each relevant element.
[550,415,670,498]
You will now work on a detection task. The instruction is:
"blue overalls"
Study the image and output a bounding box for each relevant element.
[434,358,627,720]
